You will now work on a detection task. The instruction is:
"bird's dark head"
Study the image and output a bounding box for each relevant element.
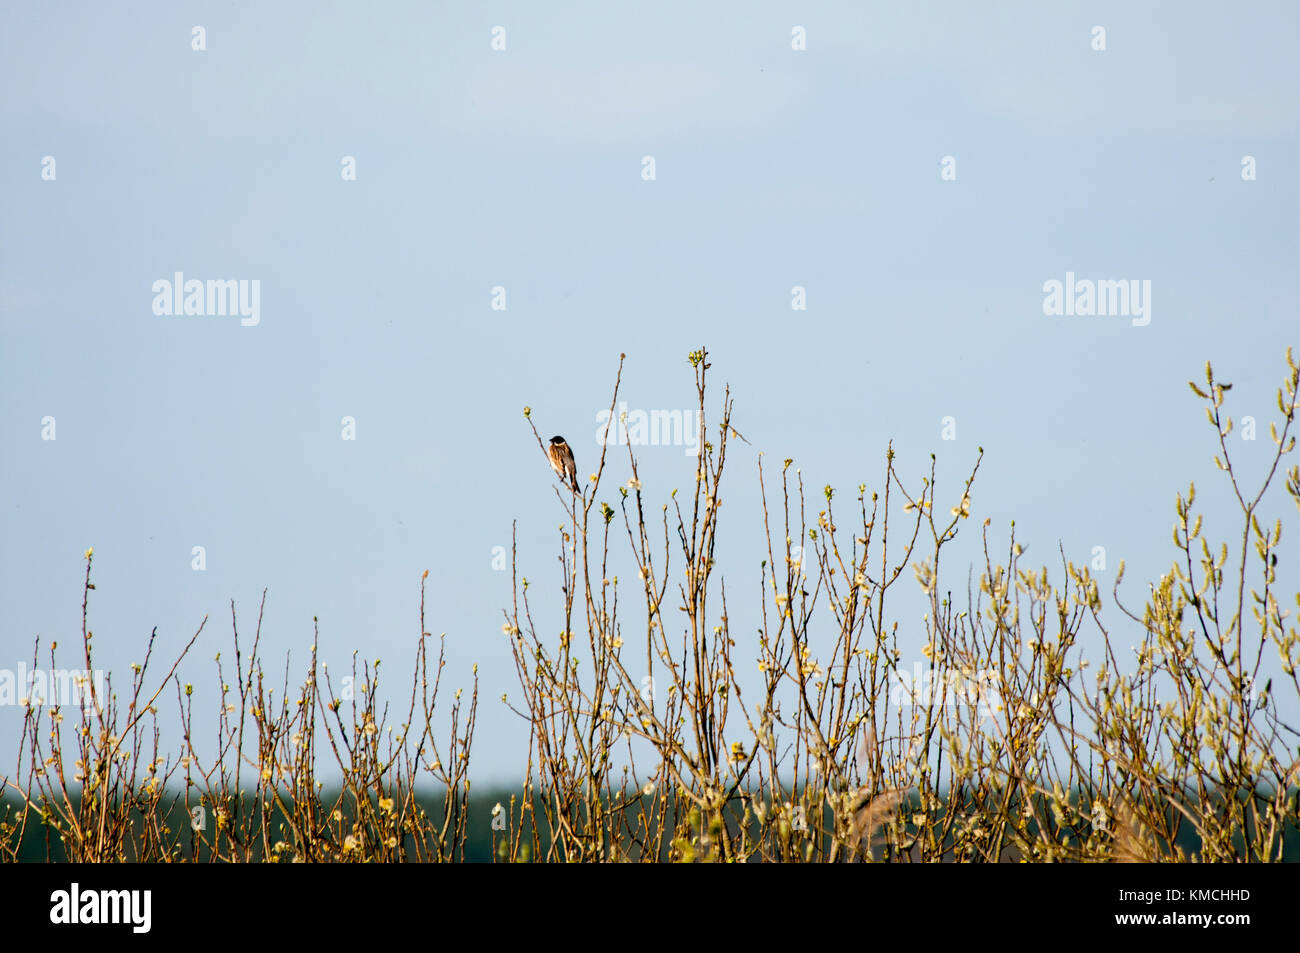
[549,435,566,445]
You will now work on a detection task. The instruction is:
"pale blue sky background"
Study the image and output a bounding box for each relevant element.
[2,1,1298,784]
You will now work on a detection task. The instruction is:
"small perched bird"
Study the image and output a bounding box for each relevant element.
[546,435,580,493]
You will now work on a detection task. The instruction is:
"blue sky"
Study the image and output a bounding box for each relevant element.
[2,1,1298,784]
